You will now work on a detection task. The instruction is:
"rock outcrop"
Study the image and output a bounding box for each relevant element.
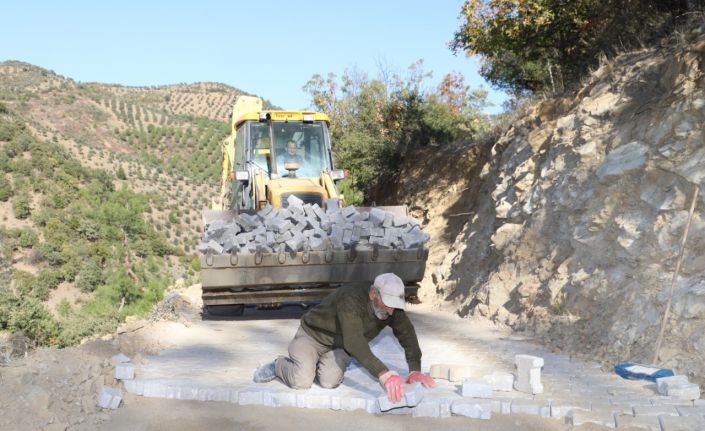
[434,27,705,382]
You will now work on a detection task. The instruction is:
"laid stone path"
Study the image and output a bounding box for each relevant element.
[122,305,704,429]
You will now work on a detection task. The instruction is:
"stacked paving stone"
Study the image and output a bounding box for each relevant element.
[199,196,430,255]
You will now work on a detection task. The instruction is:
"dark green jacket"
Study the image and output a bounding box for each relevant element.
[300,284,422,377]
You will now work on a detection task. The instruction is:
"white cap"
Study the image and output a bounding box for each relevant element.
[373,273,406,310]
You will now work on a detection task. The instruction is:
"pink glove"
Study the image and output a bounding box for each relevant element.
[379,370,405,402]
[406,371,437,388]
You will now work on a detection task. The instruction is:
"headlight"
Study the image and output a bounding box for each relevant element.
[235,171,250,181]
[330,169,347,180]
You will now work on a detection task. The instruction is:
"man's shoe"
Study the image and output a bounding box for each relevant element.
[253,360,277,383]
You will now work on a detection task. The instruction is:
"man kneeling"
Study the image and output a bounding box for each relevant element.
[253,273,436,401]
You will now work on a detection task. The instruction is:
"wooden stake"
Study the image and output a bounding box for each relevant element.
[652,185,699,365]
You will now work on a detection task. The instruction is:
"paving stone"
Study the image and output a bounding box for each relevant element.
[462,378,493,398]
[115,362,135,380]
[668,384,701,401]
[515,354,544,394]
[483,373,514,392]
[238,391,264,405]
[366,398,381,414]
[657,375,691,395]
[171,385,200,401]
[382,213,394,228]
[304,394,332,409]
[270,391,297,407]
[142,381,168,398]
[368,208,386,225]
[491,399,512,414]
[510,399,548,416]
[392,215,409,227]
[451,400,492,420]
[589,402,630,416]
[429,364,450,380]
[198,239,224,254]
[633,405,680,417]
[341,205,357,219]
[549,400,591,418]
[614,415,661,430]
[122,379,144,395]
[449,366,473,382]
[258,204,274,218]
[610,397,654,408]
[296,394,306,408]
[110,353,131,365]
[204,387,233,402]
[342,229,353,246]
[675,405,705,416]
[97,386,122,409]
[412,401,442,418]
[567,409,616,428]
[652,396,696,406]
[286,194,304,208]
[439,402,452,418]
[659,414,705,430]
[378,383,424,412]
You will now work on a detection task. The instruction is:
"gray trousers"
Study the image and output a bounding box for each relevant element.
[274,326,352,389]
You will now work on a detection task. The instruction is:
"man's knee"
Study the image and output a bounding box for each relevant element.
[288,373,315,390]
[316,367,345,389]
[317,378,343,389]
[276,356,316,390]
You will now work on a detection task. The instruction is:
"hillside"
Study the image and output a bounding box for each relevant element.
[0,61,277,345]
[388,26,705,383]
[0,61,275,256]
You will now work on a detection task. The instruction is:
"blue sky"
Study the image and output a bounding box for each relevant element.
[0,1,507,114]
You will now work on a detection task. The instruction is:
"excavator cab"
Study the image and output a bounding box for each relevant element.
[228,110,343,210]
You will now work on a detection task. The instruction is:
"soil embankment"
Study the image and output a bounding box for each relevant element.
[387,27,705,384]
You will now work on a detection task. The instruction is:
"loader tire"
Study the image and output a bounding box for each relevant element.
[205,304,245,317]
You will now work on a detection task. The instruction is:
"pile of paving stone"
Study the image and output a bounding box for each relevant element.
[198,195,430,254]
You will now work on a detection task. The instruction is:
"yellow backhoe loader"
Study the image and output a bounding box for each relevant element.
[200,96,428,315]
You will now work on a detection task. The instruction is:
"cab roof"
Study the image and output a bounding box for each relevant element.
[235,111,330,128]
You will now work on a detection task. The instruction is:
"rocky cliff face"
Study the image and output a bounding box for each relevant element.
[434,28,705,382]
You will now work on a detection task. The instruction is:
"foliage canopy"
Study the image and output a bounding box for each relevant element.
[451,0,702,94]
[304,62,490,200]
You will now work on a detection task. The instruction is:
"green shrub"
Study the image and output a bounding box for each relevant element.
[57,299,71,318]
[0,175,12,201]
[11,192,31,219]
[37,243,65,266]
[190,256,201,272]
[37,269,63,291]
[13,271,38,298]
[0,118,23,142]
[116,165,127,180]
[304,65,488,199]
[56,309,119,348]
[16,227,38,248]
[8,297,58,345]
[338,179,364,206]
[76,260,104,293]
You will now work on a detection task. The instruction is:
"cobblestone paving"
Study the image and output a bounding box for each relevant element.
[123,305,701,427]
